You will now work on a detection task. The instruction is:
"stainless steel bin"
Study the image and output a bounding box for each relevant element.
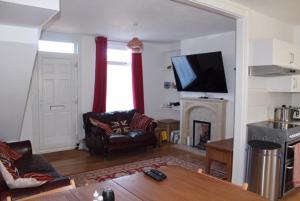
[246,140,281,201]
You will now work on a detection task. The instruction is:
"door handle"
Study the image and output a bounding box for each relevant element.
[50,105,65,110]
[290,52,295,64]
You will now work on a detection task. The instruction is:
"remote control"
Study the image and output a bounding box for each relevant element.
[150,169,167,179]
[143,169,165,181]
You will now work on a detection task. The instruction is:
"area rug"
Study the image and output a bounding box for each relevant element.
[70,155,225,187]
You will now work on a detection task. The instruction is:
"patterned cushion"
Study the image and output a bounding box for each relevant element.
[0,141,22,182]
[0,141,22,163]
[0,160,52,189]
[89,117,114,135]
[2,162,19,179]
[130,112,153,132]
[110,120,130,134]
[23,172,53,182]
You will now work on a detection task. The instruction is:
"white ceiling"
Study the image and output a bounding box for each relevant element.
[0,1,58,28]
[229,0,300,25]
[46,0,236,43]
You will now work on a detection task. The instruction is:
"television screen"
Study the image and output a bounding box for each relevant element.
[171,51,228,93]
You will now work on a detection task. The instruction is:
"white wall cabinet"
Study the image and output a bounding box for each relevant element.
[267,75,300,92]
[294,46,300,69]
[250,39,300,70]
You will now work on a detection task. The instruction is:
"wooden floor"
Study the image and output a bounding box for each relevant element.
[42,144,300,201]
[42,144,203,176]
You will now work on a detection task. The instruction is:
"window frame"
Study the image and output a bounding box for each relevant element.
[38,40,76,54]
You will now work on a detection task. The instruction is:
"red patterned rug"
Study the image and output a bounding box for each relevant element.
[70,155,225,187]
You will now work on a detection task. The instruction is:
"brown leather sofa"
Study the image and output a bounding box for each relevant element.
[83,110,157,155]
[0,140,74,201]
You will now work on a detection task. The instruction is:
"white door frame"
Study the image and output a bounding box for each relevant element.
[32,51,79,154]
[174,0,249,184]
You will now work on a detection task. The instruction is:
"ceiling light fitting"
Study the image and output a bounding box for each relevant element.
[127,37,144,53]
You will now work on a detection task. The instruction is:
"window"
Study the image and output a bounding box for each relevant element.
[106,44,133,112]
[38,40,75,54]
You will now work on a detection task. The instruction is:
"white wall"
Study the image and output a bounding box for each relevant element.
[248,11,294,42]
[1,0,60,10]
[143,42,181,120]
[248,77,293,123]
[142,43,166,119]
[0,40,37,142]
[180,31,236,139]
[79,36,96,139]
[0,25,40,44]
[0,0,59,142]
[160,48,181,121]
[247,11,295,123]
[294,26,300,45]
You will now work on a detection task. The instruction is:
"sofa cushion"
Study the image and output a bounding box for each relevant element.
[130,112,153,132]
[89,109,136,125]
[110,120,130,134]
[89,117,113,135]
[126,130,153,142]
[22,173,53,182]
[108,134,131,144]
[15,155,57,176]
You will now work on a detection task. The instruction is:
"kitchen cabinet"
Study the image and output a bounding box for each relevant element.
[250,39,300,70]
[267,75,300,92]
[294,46,300,69]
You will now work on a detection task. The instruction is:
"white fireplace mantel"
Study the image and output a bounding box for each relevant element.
[179,97,227,145]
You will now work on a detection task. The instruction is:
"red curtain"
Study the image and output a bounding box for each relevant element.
[131,53,145,114]
[92,37,107,112]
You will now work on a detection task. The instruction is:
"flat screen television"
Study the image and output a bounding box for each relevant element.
[171,51,228,93]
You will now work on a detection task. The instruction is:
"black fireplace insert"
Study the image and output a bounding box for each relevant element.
[193,120,211,150]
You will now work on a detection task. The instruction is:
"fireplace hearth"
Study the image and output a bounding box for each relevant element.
[193,120,211,150]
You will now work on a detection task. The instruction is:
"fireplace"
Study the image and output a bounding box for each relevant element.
[193,120,211,150]
[180,97,227,145]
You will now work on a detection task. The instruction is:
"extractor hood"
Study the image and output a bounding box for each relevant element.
[249,65,300,77]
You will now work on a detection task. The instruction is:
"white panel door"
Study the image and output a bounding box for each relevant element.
[37,52,78,153]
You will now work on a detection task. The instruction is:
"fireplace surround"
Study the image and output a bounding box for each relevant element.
[180,97,227,145]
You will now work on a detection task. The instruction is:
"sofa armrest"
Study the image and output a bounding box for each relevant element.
[7,140,32,158]
[1,177,72,201]
[85,126,110,151]
[89,126,110,140]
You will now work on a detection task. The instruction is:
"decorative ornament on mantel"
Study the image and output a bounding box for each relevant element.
[127,37,144,53]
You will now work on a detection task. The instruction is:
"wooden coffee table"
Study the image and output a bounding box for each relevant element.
[28,166,266,201]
